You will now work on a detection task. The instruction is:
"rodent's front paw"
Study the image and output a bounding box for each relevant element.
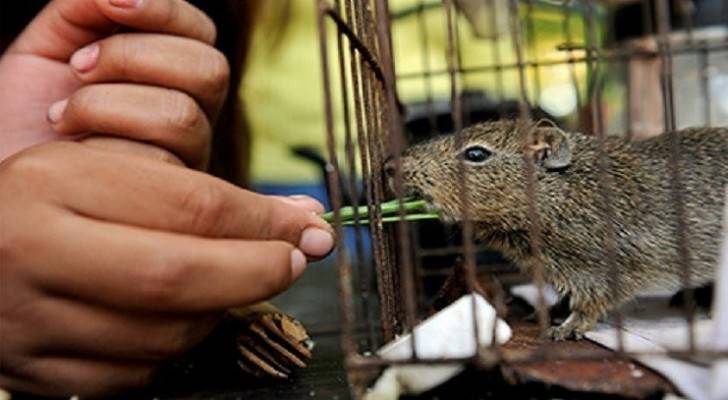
[544,325,584,341]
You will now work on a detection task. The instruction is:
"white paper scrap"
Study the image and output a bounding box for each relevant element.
[364,294,512,400]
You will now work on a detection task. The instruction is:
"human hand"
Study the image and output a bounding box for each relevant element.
[0,142,335,397]
[0,0,228,169]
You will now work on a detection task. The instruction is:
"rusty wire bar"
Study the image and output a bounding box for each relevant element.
[561,0,585,130]
[334,0,372,353]
[316,0,355,358]
[585,0,624,353]
[397,39,728,80]
[508,0,550,334]
[655,0,697,352]
[343,0,380,350]
[487,0,508,118]
[343,347,728,369]
[443,0,486,356]
[417,0,439,134]
[352,0,402,341]
[525,0,543,104]
[373,0,421,357]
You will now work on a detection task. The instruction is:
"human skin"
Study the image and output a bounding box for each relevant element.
[0,0,335,397]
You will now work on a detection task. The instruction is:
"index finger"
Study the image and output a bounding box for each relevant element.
[99,0,217,45]
[26,143,333,258]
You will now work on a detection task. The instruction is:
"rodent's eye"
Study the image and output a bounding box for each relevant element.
[462,146,492,164]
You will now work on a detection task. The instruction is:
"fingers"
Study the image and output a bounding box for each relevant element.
[97,0,217,44]
[11,0,215,60]
[48,84,212,169]
[68,34,229,118]
[11,297,218,361]
[273,195,326,214]
[15,143,333,256]
[0,356,155,398]
[80,136,185,167]
[27,213,307,312]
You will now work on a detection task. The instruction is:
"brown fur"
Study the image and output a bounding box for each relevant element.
[398,120,728,340]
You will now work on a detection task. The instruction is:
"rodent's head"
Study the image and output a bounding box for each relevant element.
[388,120,573,228]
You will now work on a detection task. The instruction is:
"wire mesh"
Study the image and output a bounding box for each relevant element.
[317,0,728,397]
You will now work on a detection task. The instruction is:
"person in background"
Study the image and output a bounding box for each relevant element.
[0,0,334,397]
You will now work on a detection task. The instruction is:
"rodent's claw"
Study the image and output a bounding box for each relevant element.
[544,325,584,341]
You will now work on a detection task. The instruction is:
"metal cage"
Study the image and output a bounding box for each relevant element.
[316,0,728,398]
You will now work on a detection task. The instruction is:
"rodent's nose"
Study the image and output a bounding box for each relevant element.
[384,156,396,178]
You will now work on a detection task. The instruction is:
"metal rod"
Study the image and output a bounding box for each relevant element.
[508,0,550,334]
[316,0,356,358]
[655,0,696,352]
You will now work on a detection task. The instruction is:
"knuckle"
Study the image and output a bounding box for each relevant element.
[0,145,60,187]
[66,86,96,116]
[112,34,139,78]
[178,182,229,236]
[135,256,189,307]
[196,11,218,44]
[160,0,182,32]
[128,367,156,389]
[117,367,156,394]
[168,92,204,133]
[148,329,189,359]
[153,148,185,166]
[200,49,230,94]
[259,243,295,294]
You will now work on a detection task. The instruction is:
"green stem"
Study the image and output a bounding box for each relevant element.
[321,198,438,225]
[340,213,440,226]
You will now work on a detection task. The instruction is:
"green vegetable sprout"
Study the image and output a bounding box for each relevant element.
[322,198,440,226]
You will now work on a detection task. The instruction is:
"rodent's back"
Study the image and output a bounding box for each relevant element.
[544,127,727,294]
[624,127,727,289]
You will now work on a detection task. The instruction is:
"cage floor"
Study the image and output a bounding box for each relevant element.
[10,260,675,399]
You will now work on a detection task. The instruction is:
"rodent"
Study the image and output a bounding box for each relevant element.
[391,119,727,340]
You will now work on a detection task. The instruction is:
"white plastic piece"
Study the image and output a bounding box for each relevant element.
[0,388,10,400]
[364,294,512,400]
[510,283,560,308]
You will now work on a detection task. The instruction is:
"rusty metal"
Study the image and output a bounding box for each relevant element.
[500,323,675,398]
[397,40,728,80]
[316,0,727,398]
[655,0,697,352]
[585,0,626,353]
[316,0,355,359]
[508,0,550,334]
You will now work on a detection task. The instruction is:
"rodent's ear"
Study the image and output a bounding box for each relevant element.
[525,126,572,170]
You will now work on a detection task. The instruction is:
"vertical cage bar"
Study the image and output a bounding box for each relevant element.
[316,0,355,357]
[560,0,584,130]
[417,0,439,134]
[334,0,370,352]
[374,0,420,356]
[525,0,542,107]
[508,0,550,333]
[585,0,624,352]
[488,0,507,118]
[444,0,483,353]
[655,0,697,352]
[344,0,379,350]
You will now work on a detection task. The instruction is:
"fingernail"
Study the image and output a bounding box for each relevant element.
[290,249,307,280]
[288,195,325,213]
[299,228,335,258]
[47,99,68,124]
[109,0,143,8]
[70,44,99,73]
